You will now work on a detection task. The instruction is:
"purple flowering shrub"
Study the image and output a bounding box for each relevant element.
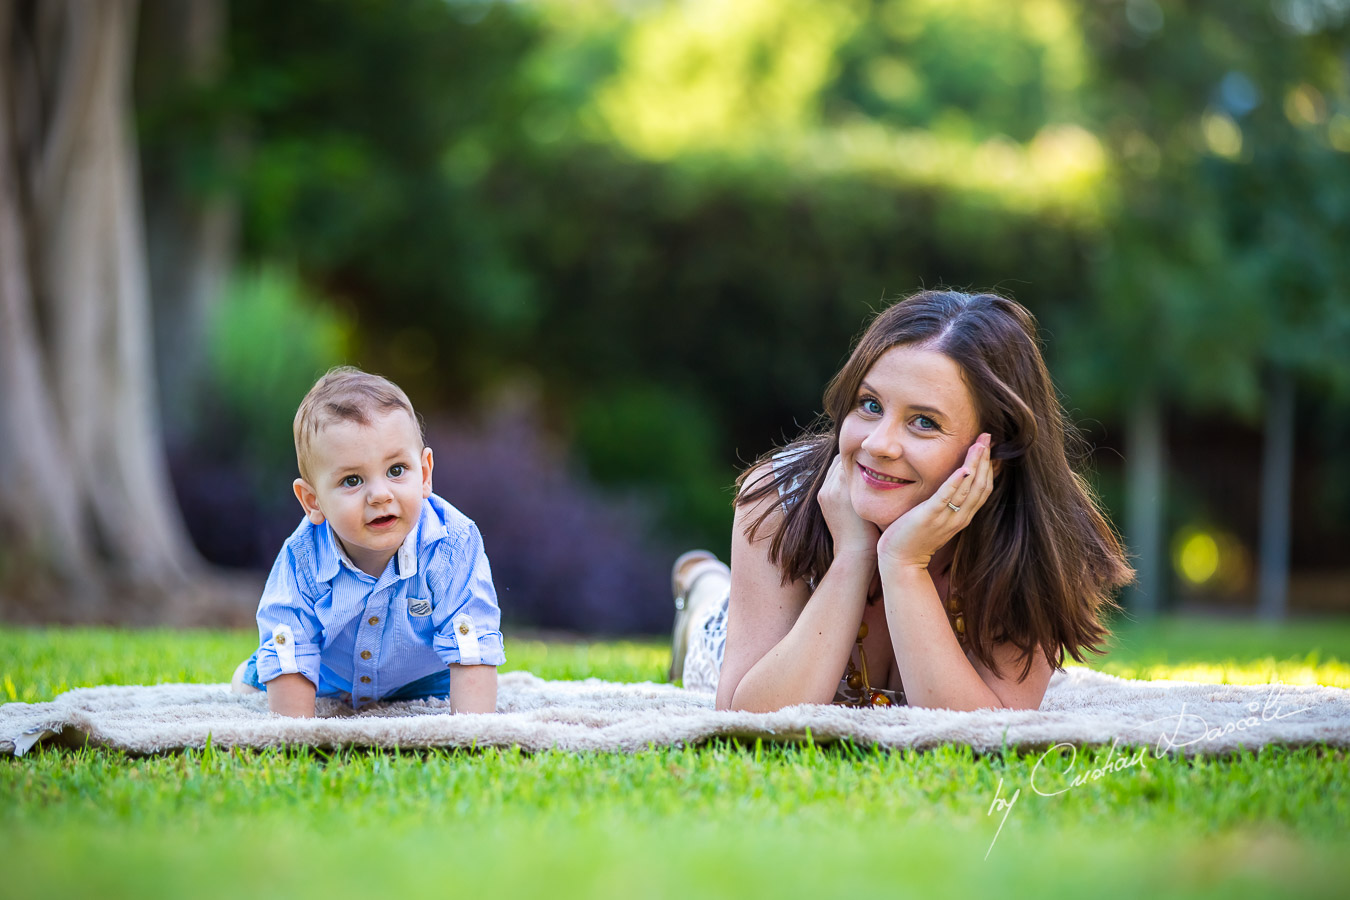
[426,413,675,635]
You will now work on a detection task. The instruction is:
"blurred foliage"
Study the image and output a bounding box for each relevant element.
[132,0,1350,616]
[428,412,673,633]
[1062,0,1350,416]
[208,265,352,475]
[204,0,1104,549]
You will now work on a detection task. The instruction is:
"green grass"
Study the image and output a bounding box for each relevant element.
[3,619,1350,899]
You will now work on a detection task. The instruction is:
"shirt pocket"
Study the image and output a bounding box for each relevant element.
[406,597,435,638]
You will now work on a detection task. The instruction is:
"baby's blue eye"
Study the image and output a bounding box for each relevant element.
[342,475,362,488]
[388,464,406,478]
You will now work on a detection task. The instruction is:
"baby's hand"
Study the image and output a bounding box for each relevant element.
[266,673,317,718]
[449,664,498,714]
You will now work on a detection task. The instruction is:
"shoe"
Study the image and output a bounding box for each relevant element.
[668,550,728,683]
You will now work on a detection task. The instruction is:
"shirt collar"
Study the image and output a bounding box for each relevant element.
[313,500,442,583]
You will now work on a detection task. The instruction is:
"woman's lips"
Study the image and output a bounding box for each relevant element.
[858,463,913,489]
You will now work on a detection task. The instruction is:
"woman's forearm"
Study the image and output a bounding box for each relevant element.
[728,551,875,712]
[880,565,1004,711]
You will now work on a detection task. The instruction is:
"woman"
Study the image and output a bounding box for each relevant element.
[670,290,1132,712]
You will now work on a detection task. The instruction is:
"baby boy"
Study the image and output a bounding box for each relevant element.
[230,367,503,716]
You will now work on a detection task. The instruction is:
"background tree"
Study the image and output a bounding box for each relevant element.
[1068,0,1350,617]
[5,0,1347,628]
[1,0,201,616]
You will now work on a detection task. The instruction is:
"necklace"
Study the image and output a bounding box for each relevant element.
[834,582,966,708]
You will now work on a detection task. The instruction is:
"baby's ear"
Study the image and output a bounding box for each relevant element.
[420,447,434,498]
[293,478,325,524]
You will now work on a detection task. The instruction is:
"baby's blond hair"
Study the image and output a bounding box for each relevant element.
[293,367,422,480]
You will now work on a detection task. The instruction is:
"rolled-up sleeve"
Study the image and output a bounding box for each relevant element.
[431,524,505,667]
[253,545,324,687]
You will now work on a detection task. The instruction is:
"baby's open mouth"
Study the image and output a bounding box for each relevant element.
[369,515,397,527]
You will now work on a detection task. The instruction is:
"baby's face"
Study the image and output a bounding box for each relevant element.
[294,409,432,577]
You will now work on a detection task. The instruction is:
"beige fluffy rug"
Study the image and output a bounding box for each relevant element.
[3,668,1348,757]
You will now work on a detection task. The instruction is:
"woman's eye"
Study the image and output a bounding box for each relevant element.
[342,475,362,488]
[861,398,883,415]
[388,464,406,478]
[914,415,938,431]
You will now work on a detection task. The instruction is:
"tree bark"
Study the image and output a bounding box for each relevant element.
[1,0,200,609]
[1124,392,1166,617]
[0,5,94,581]
[1257,369,1294,620]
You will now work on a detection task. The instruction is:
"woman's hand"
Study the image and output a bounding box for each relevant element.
[877,433,994,570]
[818,453,881,557]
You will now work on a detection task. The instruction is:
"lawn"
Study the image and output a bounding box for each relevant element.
[2,618,1349,900]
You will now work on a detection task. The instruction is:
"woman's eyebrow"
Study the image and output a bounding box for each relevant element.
[860,381,947,418]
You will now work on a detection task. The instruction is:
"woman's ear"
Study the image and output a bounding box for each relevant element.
[293,479,325,524]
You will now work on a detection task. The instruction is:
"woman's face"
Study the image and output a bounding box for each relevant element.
[838,344,982,529]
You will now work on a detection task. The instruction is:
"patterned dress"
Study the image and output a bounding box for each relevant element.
[681,587,730,694]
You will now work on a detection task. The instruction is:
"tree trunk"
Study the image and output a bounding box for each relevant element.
[1,0,200,609]
[1257,369,1294,620]
[0,6,94,583]
[1124,392,1166,617]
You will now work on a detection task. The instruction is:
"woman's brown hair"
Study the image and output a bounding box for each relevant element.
[737,290,1133,680]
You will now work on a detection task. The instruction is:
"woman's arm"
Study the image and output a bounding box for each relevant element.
[881,565,1052,710]
[877,434,1051,710]
[716,460,877,712]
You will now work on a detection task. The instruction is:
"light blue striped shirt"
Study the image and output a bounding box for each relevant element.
[253,493,504,708]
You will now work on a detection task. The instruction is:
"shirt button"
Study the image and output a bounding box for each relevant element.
[275,634,287,645]
[360,676,371,683]
[458,623,470,635]
[368,616,379,626]
[360,650,372,660]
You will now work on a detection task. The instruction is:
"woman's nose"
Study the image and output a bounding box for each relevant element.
[861,419,904,459]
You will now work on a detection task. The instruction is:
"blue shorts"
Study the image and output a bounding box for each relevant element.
[237,652,452,703]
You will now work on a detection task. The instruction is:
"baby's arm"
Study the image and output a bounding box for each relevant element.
[448,664,498,714]
[254,545,324,718]
[267,673,317,717]
[430,518,504,713]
